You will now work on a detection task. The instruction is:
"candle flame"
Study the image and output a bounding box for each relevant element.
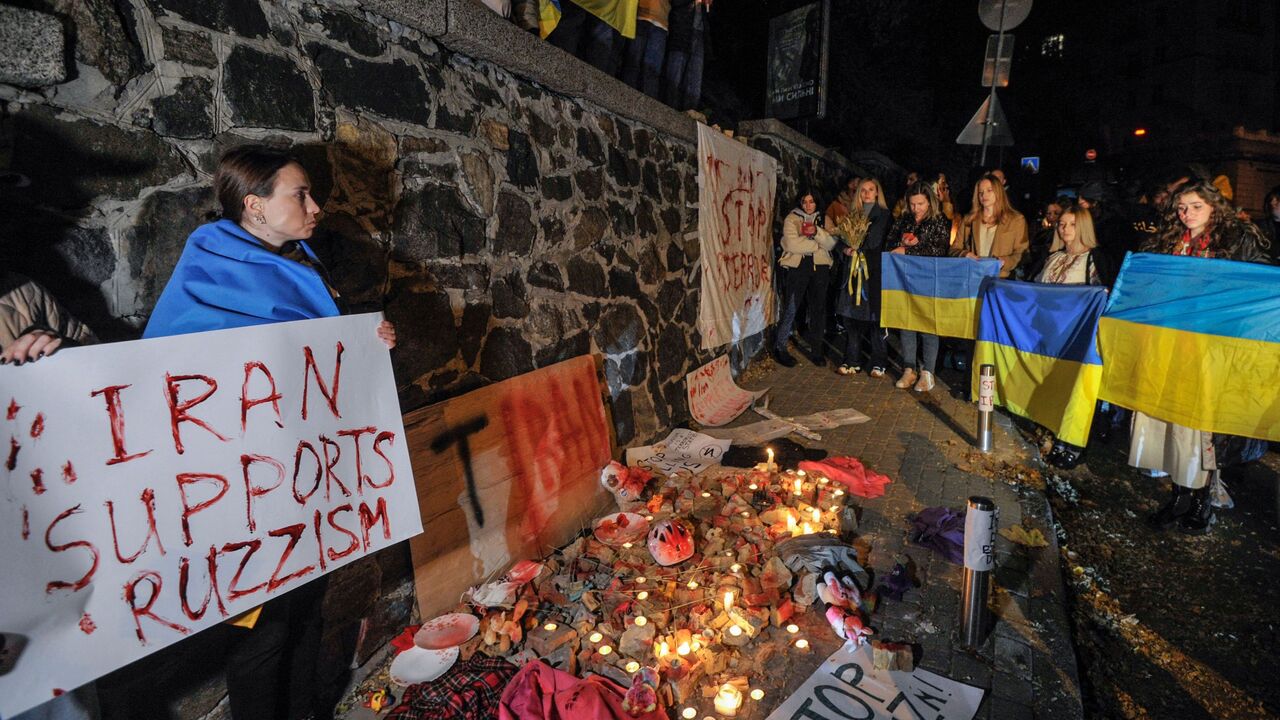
[724,590,734,610]
[676,642,691,656]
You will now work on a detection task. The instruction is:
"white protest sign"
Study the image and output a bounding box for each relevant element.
[687,355,768,427]
[766,642,984,720]
[0,313,421,717]
[696,122,779,349]
[625,429,731,476]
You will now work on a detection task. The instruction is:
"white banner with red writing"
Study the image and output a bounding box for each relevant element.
[0,313,420,717]
[696,122,779,349]
[686,354,768,427]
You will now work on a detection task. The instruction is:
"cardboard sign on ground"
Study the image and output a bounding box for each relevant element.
[688,354,768,427]
[404,355,613,619]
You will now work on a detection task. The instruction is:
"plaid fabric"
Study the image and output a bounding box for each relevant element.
[387,655,518,720]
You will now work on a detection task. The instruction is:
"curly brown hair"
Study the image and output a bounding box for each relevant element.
[1144,179,1268,259]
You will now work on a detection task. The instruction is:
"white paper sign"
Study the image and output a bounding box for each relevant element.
[687,355,768,427]
[0,313,421,717]
[696,122,779,349]
[766,643,984,720]
[625,429,731,476]
[963,502,998,572]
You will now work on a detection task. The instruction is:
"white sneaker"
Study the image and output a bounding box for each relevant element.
[914,370,935,392]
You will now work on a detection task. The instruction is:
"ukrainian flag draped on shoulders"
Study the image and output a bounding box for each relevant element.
[973,281,1108,446]
[541,0,639,39]
[880,253,1001,339]
[1098,252,1280,440]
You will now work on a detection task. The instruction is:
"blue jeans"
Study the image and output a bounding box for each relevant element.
[547,1,618,74]
[620,22,667,99]
[899,330,938,373]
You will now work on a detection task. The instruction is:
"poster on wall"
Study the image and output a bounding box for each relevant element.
[765,0,830,120]
[0,313,420,718]
[696,123,779,350]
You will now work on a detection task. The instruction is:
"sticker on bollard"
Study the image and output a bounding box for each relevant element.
[977,365,995,412]
[963,496,998,571]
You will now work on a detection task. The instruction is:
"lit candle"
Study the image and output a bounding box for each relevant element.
[634,616,648,627]
[795,638,810,650]
[687,579,699,590]
[741,511,750,518]
[682,708,697,719]
[750,689,765,701]
[691,639,701,651]
[724,590,734,611]
[728,625,743,637]
[657,640,669,658]
[622,542,633,549]
[830,505,840,512]
[636,576,647,584]
[589,632,603,644]
[793,478,803,495]
[543,622,558,631]
[626,661,640,673]
[786,514,796,531]
[834,489,844,497]
[730,563,742,573]
[786,623,799,634]
[802,522,813,534]
[811,507,821,523]
[797,469,806,477]
[701,491,711,498]
[714,683,744,716]
[599,645,613,656]
[637,591,649,600]
[676,642,691,656]
[766,448,775,471]
[748,483,759,490]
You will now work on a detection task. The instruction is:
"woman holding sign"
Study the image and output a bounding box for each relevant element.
[1133,179,1269,535]
[886,181,950,393]
[145,145,395,720]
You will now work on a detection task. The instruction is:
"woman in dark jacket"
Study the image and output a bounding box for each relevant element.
[886,181,951,393]
[833,178,891,377]
[1134,179,1270,535]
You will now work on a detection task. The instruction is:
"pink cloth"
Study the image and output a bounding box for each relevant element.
[797,457,893,498]
[498,661,665,720]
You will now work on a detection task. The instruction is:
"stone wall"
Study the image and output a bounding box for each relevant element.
[0,1,861,716]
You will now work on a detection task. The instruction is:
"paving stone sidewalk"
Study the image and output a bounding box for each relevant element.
[726,349,1084,720]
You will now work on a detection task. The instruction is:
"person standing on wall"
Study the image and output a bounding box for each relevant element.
[145,145,396,720]
[771,191,836,368]
[620,0,670,99]
[664,0,709,110]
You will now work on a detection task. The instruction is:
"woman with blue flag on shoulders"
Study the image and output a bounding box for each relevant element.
[832,178,891,378]
[144,145,394,720]
[1133,178,1268,535]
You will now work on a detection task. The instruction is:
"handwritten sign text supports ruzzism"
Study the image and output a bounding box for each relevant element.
[0,313,420,717]
[696,122,779,350]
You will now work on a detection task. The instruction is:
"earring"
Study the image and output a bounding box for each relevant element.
[255,212,266,225]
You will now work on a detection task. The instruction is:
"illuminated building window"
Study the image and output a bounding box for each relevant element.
[1041,34,1064,58]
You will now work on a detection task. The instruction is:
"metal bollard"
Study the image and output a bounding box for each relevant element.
[961,496,998,649]
[977,364,995,453]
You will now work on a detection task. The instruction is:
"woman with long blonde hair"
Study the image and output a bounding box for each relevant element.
[952,173,1028,278]
[833,178,891,376]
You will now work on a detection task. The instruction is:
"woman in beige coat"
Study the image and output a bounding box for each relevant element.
[952,174,1029,278]
[771,191,837,367]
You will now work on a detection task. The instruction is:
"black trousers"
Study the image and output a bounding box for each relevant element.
[775,258,830,352]
[842,317,887,368]
[224,577,327,720]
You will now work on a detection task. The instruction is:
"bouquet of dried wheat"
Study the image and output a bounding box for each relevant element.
[833,210,872,303]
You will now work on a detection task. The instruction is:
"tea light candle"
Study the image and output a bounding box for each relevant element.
[701,491,711,498]
[637,591,649,600]
[589,632,603,644]
[599,645,613,656]
[786,624,799,634]
[811,507,821,523]
[676,641,691,656]
[797,469,806,477]
[748,483,759,490]
[656,640,669,658]
[834,489,844,497]
[795,638,810,651]
[714,683,744,716]
[750,689,765,701]
[682,708,697,719]
[793,477,803,495]
[636,576,647,584]
[729,563,742,573]
[634,616,648,627]
[543,622,558,631]
[727,625,743,637]
[622,542,633,549]
[625,660,640,673]
[687,579,699,590]
[645,515,654,521]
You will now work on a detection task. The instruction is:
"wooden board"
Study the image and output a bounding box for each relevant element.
[404,355,614,619]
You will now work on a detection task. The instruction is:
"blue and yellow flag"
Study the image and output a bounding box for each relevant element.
[973,281,1108,446]
[539,0,563,38]
[880,254,1001,339]
[1098,253,1280,440]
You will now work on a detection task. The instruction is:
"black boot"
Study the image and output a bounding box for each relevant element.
[771,346,798,368]
[1178,486,1214,535]
[1148,484,1193,530]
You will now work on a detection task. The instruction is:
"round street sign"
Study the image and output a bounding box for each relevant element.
[978,0,1033,31]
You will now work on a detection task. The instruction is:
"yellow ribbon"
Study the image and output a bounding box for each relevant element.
[847,250,869,305]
